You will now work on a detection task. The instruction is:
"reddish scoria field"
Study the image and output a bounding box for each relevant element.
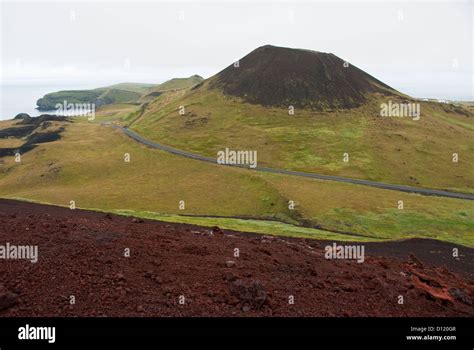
[0,199,473,317]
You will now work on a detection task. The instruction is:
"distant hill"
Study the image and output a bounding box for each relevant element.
[155,75,203,92]
[36,87,142,111]
[140,75,204,101]
[36,76,204,111]
[208,45,398,110]
[105,82,157,94]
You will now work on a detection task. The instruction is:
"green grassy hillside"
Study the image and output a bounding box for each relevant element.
[125,83,473,193]
[0,119,472,247]
[152,75,203,92]
[105,82,156,94]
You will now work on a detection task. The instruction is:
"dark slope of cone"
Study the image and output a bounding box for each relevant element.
[209,45,399,110]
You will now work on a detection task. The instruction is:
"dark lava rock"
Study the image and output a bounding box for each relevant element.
[16,114,68,126]
[115,273,126,281]
[143,271,154,279]
[0,125,36,138]
[409,253,424,268]
[229,279,267,309]
[222,271,238,282]
[449,288,472,305]
[25,129,63,145]
[14,113,33,123]
[0,285,18,311]
[211,226,224,235]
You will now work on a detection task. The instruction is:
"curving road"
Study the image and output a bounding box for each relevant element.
[113,125,474,201]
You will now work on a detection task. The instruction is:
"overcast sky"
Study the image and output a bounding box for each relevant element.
[1,0,472,100]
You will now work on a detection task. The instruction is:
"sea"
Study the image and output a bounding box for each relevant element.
[0,83,104,121]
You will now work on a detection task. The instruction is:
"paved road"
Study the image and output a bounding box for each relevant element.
[114,125,474,201]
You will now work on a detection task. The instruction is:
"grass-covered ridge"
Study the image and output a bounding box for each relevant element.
[0,119,472,247]
[36,88,141,111]
[36,76,204,111]
[126,83,473,193]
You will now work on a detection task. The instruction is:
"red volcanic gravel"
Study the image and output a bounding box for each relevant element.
[0,199,473,317]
